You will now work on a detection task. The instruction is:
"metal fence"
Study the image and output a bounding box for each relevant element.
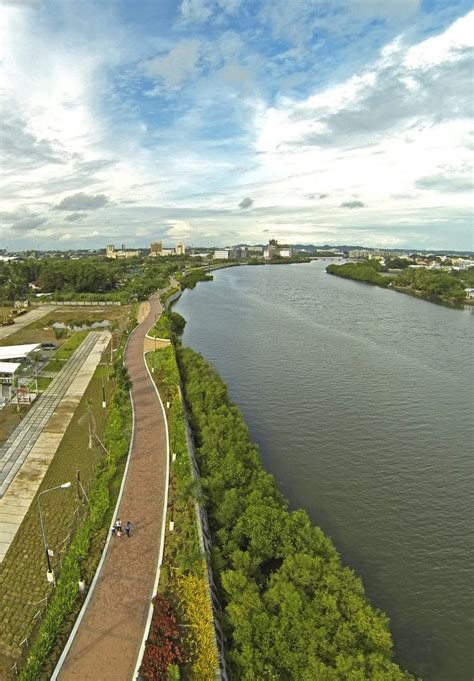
[42,301,122,306]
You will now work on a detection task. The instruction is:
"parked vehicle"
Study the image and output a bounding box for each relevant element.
[40,342,58,351]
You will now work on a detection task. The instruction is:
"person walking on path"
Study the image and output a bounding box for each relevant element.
[115,518,122,537]
[125,521,133,537]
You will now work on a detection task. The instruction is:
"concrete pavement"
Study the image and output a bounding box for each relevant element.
[0,307,56,341]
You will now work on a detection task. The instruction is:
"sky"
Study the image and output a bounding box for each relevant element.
[0,0,473,251]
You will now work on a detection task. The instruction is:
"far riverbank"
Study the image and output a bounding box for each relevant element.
[326,260,471,309]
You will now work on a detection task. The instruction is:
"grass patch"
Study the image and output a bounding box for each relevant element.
[0,404,31,446]
[0,306,131,349]
[0,306,14,317]
[0,325,61,348]
[54,332,89,360]
[36,377,52,392]
[40,333,89,375]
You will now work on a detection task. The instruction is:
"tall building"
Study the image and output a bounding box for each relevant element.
[150,241,163,257]
[175,243,186,256]
[264,239,293,259]
[267,239,280,259]
[106,244,115,258]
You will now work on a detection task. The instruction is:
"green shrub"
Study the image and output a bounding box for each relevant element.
[177,348,414,680]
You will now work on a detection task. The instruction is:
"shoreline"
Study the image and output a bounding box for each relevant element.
[326,269,469,310]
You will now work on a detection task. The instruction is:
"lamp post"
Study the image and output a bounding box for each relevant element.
[152,312,159,373]
[37,482,71,583]
[101,361,106,409]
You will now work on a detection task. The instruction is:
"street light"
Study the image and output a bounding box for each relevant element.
[152,312,159,373]
[101,361,106,409]
[37,482,72,583]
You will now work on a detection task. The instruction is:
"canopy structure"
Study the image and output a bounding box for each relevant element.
[0,344,41,362]
[0,362,21,375]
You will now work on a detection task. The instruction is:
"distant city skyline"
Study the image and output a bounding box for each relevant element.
[0,0,473,251]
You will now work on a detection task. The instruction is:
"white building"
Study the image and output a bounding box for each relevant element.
[0,362,20,385]
[106,244,139,259]
[213,250,230,260]
[0,345,41,399]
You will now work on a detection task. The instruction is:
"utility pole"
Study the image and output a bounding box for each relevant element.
[37,482,72,583]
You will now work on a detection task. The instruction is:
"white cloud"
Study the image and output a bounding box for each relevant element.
[0,2,472,250]
[144,40,202,91]
[180,0,213,23]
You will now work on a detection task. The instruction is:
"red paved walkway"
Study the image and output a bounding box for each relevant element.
[56,292,168,680]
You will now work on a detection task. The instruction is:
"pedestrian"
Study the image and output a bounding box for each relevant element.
[111,525,116,537]
[125,521,133,537]
[115,518,122,537]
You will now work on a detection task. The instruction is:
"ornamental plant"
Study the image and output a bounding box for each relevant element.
[140,595,188,681]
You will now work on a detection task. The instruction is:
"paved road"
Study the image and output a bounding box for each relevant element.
[55,292,168,681]
[0,307,55,341]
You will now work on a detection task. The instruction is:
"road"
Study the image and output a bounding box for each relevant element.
[0,307,55,341]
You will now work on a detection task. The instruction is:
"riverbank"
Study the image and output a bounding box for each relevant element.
[326,261,470,308]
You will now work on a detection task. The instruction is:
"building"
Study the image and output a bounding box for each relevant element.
[106,244,139,259]
[0,344,41,363]
[0,344,41,398]
[0,362,20,386]
[150,241,186,256]
[150,241,163,257]
[266,239,280,259]
[348,249,405,259]
[264,239,293,259]
[248,246,264,255]
[213,249,230,260]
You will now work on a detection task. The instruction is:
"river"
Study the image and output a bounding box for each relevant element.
[174,261,474,681]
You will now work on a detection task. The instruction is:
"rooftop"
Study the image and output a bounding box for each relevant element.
[0,344,41,361]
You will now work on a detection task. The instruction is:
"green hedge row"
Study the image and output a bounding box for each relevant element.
[148,312,186,341]
[177,347,414,681]
[160,286,180,307]
[142,347,219,679]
